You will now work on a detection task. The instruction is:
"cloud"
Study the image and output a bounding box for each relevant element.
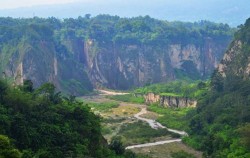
[0,0,79,9]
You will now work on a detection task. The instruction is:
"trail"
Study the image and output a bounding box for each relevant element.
[84,89,188,149]
[134,108,188,135]
[126,108,188,149]
[98,89,129,95]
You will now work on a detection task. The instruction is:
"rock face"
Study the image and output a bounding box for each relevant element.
[0,36,231,93]
[144,93,197,108]
[84,39,230,90]
[84,42,175,89]
[216,19,250,80]
[0,34,93,95]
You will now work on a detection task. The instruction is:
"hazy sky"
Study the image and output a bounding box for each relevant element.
[0,0,78,9]
[0,0,249,26]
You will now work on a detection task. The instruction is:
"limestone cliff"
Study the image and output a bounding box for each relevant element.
[0,26,93,95]
[84,39,230,89]
[217,18,250,79]
[144,93,197,108]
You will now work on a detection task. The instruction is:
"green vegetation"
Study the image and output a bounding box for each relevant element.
[87,101,119,112]
[107,94,145,104]
[135,80,209,99]
[0,79,138,158]
[186,18,250,157]
[160,92,181,97]
[148,105,193,131]
[171,150,196,158]
[0,135,21,158]
[117,121,175,146]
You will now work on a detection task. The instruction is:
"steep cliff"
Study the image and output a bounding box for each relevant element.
[217,21,250,79]
[0,16,234,94]
[85,39,229,89]
[144,93,197,108]
[0,24,93,95]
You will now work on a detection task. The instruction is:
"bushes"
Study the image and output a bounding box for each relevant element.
[117,121,171,146]
[148,105,193,131]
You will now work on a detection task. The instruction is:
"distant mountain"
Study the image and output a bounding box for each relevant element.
[0,0,249,26]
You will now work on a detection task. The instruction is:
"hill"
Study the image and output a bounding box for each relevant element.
[0,15,234,94]
[186,18,250,157]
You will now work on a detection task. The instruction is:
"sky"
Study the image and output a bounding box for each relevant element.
[0,0,249,26]
[0,0,78,9]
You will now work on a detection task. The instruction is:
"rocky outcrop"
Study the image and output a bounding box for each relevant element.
[144,93,197,108]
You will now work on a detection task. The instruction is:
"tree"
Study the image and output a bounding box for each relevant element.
[22,80,34,92]
[109,136,125,155]
[0,135,21,158]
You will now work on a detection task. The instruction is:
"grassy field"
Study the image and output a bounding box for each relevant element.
[107,94,145,104]
[117,121,175,146]
[86,101,119,112]
[129,142,202,158]
[148,104,194,131]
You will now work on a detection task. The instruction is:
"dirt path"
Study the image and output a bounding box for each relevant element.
[125,107,187,149]
[125,139,182,149]
[134,108,188,135]
[83,89,188,150]
[98,89,129,95]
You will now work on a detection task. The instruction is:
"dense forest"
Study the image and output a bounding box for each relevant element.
[0,15,233,45]
[0,79,136,158]
[185,18,250,157]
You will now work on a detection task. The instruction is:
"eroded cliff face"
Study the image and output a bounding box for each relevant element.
[217,40,245,77]
[84,38,230,89]
[169,38,226,77]
[84,41,175,89]
[1,37,93,95]
[0,35,230,94]
[144,93,197,108]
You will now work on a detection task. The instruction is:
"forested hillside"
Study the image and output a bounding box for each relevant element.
[0,79,130,158]
[186,18,250,157]
[0,15,234,94]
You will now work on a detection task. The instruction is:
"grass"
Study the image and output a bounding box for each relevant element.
[148,104,194,131]
[110,105,140,116]
[107,94,145,104]
[87,102,119,112]
[129,142,202,158]
[160,92,182,97]
[117,121,174,146]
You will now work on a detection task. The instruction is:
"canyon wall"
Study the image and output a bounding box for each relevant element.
[143,93,197,108]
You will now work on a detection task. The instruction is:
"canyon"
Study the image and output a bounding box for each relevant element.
[0,16,233,95]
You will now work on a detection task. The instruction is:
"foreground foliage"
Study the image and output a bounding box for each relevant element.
[0,80,135,158]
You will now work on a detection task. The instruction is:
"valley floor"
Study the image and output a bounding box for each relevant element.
[81,90,202,158]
